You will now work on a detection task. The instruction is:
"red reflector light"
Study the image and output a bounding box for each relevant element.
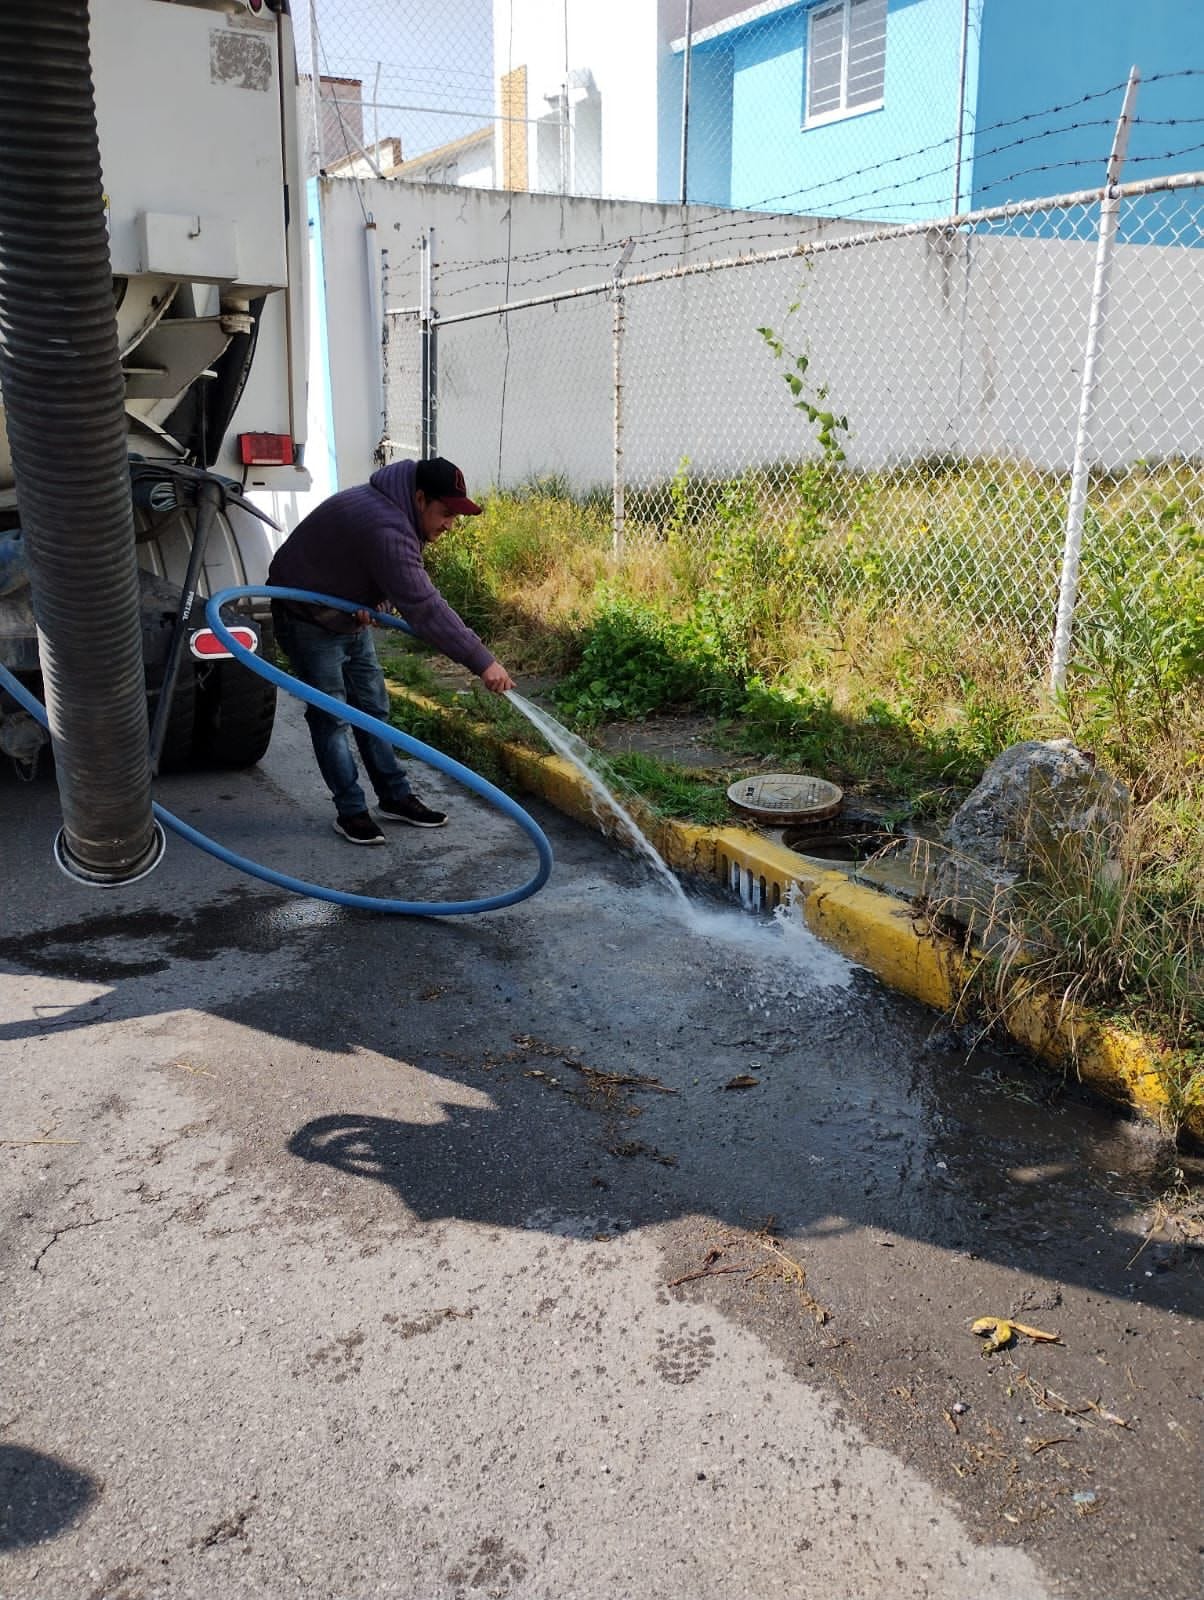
[238,432,295,466]
[190,625,259,660]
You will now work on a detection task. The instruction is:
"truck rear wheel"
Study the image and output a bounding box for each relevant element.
[193,623,277,769]
[148,655,196,774]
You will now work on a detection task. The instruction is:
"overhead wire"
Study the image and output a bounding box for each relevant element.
[312,8,378,211]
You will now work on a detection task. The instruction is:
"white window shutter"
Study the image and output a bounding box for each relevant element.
[847,0,887,108]
[808,3,845,120]
[807,0,886,123]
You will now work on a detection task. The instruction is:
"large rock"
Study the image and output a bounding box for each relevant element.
[933,739,1130,946]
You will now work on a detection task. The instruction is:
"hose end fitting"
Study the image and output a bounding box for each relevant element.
[53,820,167,887]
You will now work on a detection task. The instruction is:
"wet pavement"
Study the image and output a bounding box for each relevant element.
[0,698,1201,1599]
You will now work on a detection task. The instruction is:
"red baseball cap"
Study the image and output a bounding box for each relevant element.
[415,456,483,516]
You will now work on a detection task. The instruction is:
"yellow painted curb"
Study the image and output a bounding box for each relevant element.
[388,683,1201,1139]
[803,875,959,1013]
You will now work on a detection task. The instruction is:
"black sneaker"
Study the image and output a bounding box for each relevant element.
[377,794,448,828]
[332,811,386,845]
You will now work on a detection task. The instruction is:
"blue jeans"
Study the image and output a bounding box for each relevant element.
[273,609,413,818]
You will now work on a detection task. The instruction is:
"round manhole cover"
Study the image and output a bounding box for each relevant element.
[726,773,844,823]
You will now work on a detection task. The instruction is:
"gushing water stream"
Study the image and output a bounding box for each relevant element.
[504,691,852,988]
[505,691,693,916]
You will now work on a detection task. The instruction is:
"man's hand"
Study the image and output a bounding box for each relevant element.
[353,608,377,628]
[481,661,515,694]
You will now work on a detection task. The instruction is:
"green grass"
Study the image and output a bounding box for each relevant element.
[603,752,731,826]
[374,636,447,697]
[947,821,1204,1130]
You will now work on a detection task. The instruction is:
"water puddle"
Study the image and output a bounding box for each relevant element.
[506,692,851,989]
[688,889,853,991]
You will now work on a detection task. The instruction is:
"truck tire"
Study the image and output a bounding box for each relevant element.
[147,655,196,774]
[194,622,277,769]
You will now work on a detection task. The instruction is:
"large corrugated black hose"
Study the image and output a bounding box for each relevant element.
[0,0,160,881]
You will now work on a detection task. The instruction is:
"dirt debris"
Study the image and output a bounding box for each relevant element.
[667,1226,830,1324]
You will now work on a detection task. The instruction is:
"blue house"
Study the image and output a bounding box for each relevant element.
[659,0,1204,221]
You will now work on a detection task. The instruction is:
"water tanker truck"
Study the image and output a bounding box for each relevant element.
[0,0,309,794]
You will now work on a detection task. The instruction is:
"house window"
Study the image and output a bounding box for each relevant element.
[806,0,886,126]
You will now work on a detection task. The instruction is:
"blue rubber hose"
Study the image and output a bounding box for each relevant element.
[0,584,553,916]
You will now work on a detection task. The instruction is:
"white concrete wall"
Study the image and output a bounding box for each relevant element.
[319,176,842,489]
[319,176,1204,495]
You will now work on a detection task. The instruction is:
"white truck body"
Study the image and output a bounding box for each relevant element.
[0,0,311,770]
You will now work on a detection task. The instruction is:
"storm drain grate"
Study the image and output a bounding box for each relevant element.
[727,773,844,824]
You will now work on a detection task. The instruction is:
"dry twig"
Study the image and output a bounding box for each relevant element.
[0,1138,80,1147]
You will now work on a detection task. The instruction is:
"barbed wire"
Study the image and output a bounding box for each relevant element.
[609,105,1203,249]
[413,172,1203,319]
[427,77,1198,287]
[429,126,1128,302]
[426,100,1131,284]
[351,57,1204,309]
[427,149,1204,306]
[412,66,1204,273]
[746,139,1204,227]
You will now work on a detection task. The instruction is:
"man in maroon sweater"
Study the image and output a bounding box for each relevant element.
[268,457,514,845]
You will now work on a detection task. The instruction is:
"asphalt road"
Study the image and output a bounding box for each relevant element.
[1,699,1201,1600]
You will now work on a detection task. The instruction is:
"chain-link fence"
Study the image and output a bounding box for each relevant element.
[379,171,1203,683]
[301,2,1204,686]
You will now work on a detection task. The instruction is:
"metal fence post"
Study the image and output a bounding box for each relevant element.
[612,239,635,558]
[365,215,389,462]
[376,243,390,466]
[951,0,971,216]
[419,226,439,458]
[1050,66,1140,694]
[679,0,695,205]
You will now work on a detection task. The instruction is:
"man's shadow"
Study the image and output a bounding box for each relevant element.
[0,1444,97,1551]
[285,1041,1202,1316]
[288,1092,643,1235]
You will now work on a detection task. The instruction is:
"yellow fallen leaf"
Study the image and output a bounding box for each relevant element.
[971,1316,1063,1354]
[1011,1320,1061,1344]
[971,1317,1016,1354]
